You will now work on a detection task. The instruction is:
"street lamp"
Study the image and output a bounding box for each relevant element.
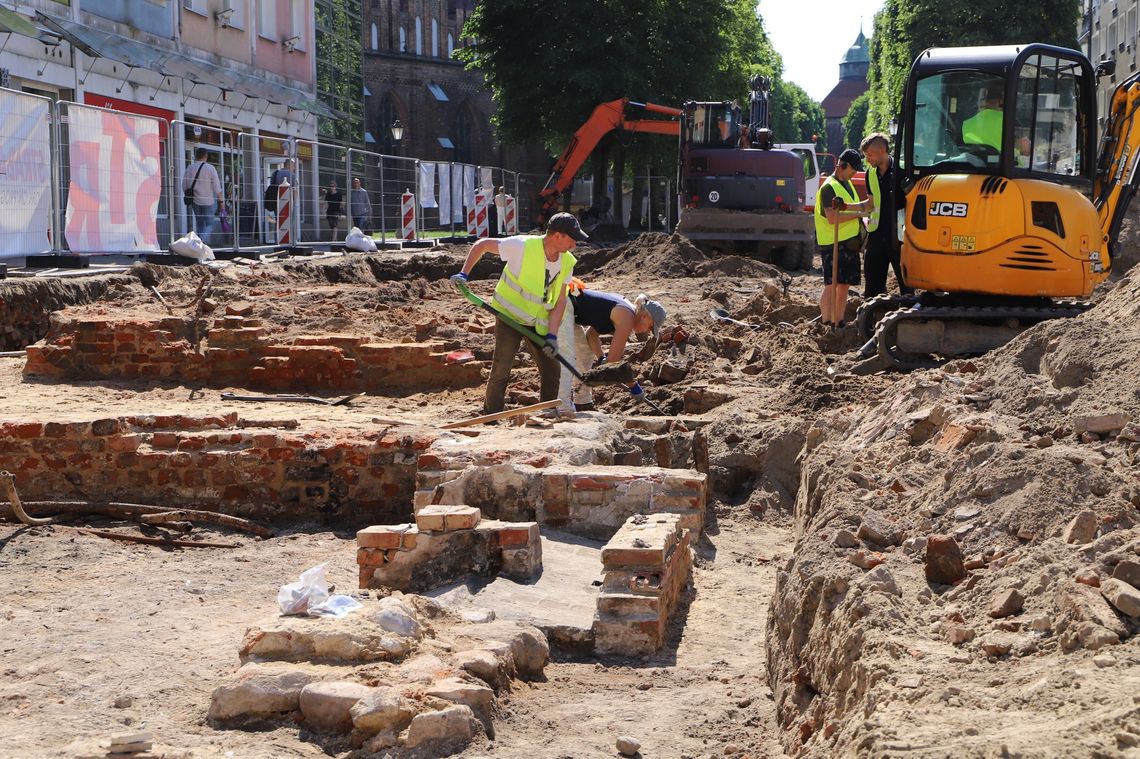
[391,119,404,143]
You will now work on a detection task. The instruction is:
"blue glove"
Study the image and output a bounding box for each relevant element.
[628,382,644,397]
[541,335,559,358]
[449,272,469,287]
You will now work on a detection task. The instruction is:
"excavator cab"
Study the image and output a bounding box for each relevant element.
[683,102,743,148]
[897,44,1095,184]
[860,44,1121,370]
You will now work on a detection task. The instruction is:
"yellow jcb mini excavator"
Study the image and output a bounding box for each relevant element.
[858,43,1140,369]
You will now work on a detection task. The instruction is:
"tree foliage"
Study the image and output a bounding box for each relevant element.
[772,79,827,147]
[459,0,793,155]
[842,92,870,149]
[866,0,1082,134]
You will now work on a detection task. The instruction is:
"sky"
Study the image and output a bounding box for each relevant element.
[757,0,885,103]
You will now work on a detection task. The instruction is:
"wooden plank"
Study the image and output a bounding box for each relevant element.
[440,399,561,429]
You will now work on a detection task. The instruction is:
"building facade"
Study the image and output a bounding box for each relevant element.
[1083,0,1137,124]
[360,0,547,172]
[820,31,870,154]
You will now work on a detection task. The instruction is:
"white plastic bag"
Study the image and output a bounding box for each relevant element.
[344,226,378,252]
[277,563,330,615]
[169,230,216,261]
[277,563,362,618]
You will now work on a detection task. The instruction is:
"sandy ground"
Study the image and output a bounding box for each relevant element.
[2,232,1138,757]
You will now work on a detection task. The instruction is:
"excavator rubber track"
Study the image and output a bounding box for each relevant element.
[873,301,1092,371]
[856,294,922,342]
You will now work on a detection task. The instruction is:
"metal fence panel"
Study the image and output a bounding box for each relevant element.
[172,120,242,251]
[56,101,169,255]
[0,87,53,259]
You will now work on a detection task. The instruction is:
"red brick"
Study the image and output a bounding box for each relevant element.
[223,484,250,500]
[570,476,616,491]
[357,525,405,549]
[417,453,445,470]
[151,432,179,449]
[177,437,206,451]
[182,469,208,487]
[14,423,43,439]
[498,526,533,547]
[357,547,388,567]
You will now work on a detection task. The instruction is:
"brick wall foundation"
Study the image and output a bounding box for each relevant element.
[23,313,484,393]
[0,415,436,525]
[357,505,542,592]
[594,514,692,656]
[415,461,706,542]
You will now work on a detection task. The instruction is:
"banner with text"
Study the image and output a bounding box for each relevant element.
[0,90,52,258]
[65,106,162,253]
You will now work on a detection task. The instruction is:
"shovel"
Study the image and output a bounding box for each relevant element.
[221,391,363,406]
[453,279,668,416]
[710,308,762,330]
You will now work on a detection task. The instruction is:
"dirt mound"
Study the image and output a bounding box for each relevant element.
[765,275,1140,755]
[587,232,782,280]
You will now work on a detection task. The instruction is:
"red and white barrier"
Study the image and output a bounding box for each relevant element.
[400,190,416,241]
[474,191,489,237]
[466,204,477,235]
[276,179,292,245]
[504,196,518,235]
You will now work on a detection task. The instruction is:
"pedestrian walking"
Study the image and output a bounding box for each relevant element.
[183,147,223,242]
[321,179,344,237]
[350,177,372,233]
[264,158,295,216]
[494,186,511,236]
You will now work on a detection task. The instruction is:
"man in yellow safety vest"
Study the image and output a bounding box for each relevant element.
[815,148,873,325]
[452,212,587,414]
[860,132,913,299]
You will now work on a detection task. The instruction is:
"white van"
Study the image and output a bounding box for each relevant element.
[775,143,821,212]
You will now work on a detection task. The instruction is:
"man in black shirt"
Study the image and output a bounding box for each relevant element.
[860,133,914,298]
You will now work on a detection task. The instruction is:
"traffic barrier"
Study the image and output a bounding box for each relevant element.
[401,190,416,241]
[466,203,476,235]
[276,179,293,245]
[474,191,489,237]
[505,196,518,235]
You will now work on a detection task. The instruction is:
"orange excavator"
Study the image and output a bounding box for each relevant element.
[537,77,815,270]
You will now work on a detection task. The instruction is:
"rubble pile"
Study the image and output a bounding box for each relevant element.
[766,266,1140,756]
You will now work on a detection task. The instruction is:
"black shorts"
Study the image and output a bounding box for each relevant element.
[820,245,862,286]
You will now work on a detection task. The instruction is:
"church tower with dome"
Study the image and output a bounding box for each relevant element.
[821,30,871,153]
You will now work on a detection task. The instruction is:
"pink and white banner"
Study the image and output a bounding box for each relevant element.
[0,92,52,258]
[65,106,162,253]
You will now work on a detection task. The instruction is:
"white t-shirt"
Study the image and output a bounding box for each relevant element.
[497,236,565,285]
[494,192,509,209]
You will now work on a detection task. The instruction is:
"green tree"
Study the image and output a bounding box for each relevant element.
[866,0,1081,134]
[772,79,826,146]
[843,92,870,149]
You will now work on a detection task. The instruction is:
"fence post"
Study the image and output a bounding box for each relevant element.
[379,157,386,245]
[49,100,63,253]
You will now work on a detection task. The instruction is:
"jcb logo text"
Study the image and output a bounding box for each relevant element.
[929,201,968,217]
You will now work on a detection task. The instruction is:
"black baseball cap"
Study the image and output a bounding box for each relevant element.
[838,148,864,171]
[547,212,589,241]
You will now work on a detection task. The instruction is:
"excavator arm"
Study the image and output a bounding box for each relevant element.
[1093,70,1140,266]
[537,98,681,222]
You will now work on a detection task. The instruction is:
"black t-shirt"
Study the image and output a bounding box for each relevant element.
[325,190,343,215]
[571,290,634,334]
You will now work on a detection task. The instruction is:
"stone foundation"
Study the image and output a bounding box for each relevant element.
[594,514,692,656]
[24,313,484,393]
[357,505,542,592]
[415,461,707,542]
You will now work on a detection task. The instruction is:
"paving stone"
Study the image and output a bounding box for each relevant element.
[299,681,374,733]
[403,704,478,749]
[1063,510,1099,545]
[1101,578,1140,617]
[349,686,418,736]
[208,662,324,721]
[1112,560,1140,588]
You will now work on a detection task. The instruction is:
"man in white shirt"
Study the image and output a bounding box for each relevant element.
[493,186,511,236]
[451,213,587,414]
[183,147,223,241]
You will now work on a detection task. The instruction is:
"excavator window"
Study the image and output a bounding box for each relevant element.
[686,103,740,148]
[1013,54,1088,179]
[910,71,1006,170]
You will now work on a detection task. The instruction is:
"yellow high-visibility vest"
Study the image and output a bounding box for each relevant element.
[491,236,576,336]
[866,166,882,232]
[814,176,861,246]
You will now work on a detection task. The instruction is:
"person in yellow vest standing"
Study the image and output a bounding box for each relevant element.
[815,148,873,325]
[451,212,587,414]
[860,133,914,299]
